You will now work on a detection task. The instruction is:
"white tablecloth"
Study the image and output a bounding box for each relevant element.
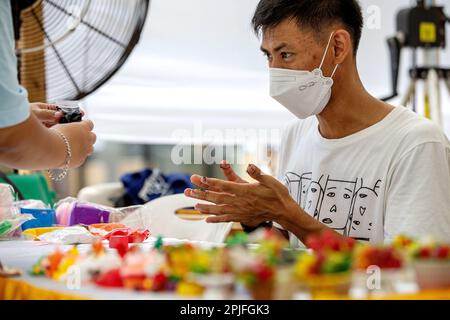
[0,238,223,300]
[0,239,421,300]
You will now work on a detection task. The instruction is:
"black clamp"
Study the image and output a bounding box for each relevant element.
[241,221,273,234]
[409,67,450,80]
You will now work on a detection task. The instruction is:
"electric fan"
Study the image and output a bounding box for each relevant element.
[11,0,150,102]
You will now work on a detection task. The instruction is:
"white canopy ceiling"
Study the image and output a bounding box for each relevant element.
[84,0,450,144]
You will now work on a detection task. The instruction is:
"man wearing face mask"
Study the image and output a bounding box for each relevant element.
[185,0,450,245]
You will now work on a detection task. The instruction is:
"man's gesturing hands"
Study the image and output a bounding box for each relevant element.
[185,161,292,227]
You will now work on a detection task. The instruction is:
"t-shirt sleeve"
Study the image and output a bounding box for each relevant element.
[0,1,30,128]
[384,142,450,243]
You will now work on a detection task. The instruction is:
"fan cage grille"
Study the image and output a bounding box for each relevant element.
[16,0,150,102]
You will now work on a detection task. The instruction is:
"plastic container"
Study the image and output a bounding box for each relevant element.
[56,201,110,226]
[22,227,65,239]
[413,260,450,290]
[301,273,352,299]
[20,208,56,231]
[71,203,110,225]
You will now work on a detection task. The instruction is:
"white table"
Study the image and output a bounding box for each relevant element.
[0,238,223,300]
[0,239,424,300]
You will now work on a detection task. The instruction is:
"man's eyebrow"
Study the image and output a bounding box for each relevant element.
[260,46,269,54]
[345,188,353,193]
[260,43,289,53]
[274,43,289,52]
[327,187,337,190]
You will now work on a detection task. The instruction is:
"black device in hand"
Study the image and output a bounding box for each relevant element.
[55,101,83,124]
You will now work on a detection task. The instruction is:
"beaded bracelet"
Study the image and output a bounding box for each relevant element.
[47,129,72,182]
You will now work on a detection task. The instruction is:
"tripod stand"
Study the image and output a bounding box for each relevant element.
[401,62,450,127]
[382,0,450,128]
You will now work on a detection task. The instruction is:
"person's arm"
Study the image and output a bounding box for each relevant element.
[0,113,96,170]
[0,114,65,170]
[274,196,345,244]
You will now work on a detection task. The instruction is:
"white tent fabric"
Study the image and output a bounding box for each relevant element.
[84,0,450,144]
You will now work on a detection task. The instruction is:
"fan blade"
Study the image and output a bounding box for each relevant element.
[45,0,127,48]
[30,6,82,95]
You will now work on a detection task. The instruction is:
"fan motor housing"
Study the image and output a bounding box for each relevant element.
[16,0,41,11]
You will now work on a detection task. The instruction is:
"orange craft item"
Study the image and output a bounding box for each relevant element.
[104,228,150,244]
[90,223,125,232]
[89,223,126,237]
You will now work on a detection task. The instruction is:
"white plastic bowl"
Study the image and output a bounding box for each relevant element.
[413,260,450,290]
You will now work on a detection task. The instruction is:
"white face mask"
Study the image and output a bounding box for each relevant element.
[269,32,339,119]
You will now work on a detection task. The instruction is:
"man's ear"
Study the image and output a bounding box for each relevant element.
[333,29,352,64]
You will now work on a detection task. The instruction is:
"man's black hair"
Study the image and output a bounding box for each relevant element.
[252,0,364,54]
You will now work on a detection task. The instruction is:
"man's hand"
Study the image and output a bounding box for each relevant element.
[30,103,62,127]
[185,163,293,227]
[219,160,248,184]
[185,161,344,244]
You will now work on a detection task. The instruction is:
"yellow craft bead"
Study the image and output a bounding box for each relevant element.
[295,254,316,278]
[176,282,204,297]
[143,278,154,291]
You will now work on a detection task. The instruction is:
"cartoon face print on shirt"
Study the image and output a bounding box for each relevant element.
[303,176,325,218]
[318,178,357,233]
[349,179,381,241]
[284,172,312,206]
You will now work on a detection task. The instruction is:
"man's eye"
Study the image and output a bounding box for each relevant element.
[281,52,293,60]
[263,52,272,61]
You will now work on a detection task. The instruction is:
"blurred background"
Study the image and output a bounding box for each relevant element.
[10,0,450,200]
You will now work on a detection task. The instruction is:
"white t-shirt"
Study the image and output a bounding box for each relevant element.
[277,106,450,246]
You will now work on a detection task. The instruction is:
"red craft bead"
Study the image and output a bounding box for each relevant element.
[109,235,129,257]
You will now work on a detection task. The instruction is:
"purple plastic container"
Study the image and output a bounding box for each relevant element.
[69,203,110,225]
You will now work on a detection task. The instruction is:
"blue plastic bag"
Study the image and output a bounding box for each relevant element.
[120,168,194,206]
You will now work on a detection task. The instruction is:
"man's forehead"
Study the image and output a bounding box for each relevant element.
[261,20,316,50]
